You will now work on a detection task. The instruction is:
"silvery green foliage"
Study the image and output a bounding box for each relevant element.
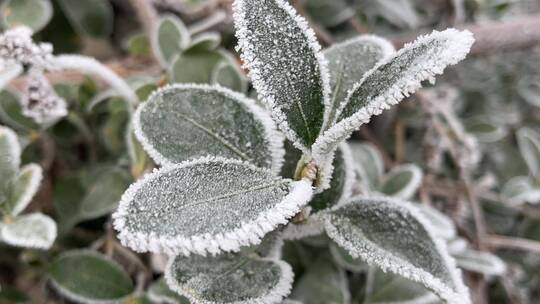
[20,70,67,125]
[1,213,56,249]
[0,126,20,201]
[0,63,22,90]
[165,252,294,304]
[517,127,540,177]
[378,164,423,200]
[113,157,313,256]
[153,14,190,67]
[453,250,506,277]
[233,0,331,151]
[417,205,457,241]
[324,196,470,304]
[312,29,475,162]
[329,242,368,273]
[502,176,540,206]
[0,0,53,32]
[350,142,384,191]
[134,84,284,172]
[5,163,43,217]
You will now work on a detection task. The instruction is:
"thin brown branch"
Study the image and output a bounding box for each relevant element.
[127,0,160,62]
[485,235,540,253]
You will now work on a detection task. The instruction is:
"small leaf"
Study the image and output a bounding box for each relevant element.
[1,213,56,249]
[233,0,331,150]
[187,32,221,52]
[325,196,470,304]
[6,163,42,217]
[147,278,190,304]
[113,157,313,255]
[153,15,190,67]
[0,64,23,90]
[0,0,52,32]
[165,252,293,304]
[134,84,284,172]
[517,127,540,177]
[464,117,507,143]
[313,29,474,161]
[0,126,20,204]
[323,36,395,126]
[453,250,506,276]
[304,0,354,27]
[349,142,384,191]
[378,164,423,200]
[501,176,540,206]
[0,89,38,130]
[365,268,438,304]
[290,255,350,304]
[211,60,248,93]
[49,250,134,303]
[56,0,113,37]
[370,0,420,29]
[417,205,456,240]
[126,33,151,56]
[517,76,540,108]
[169,49,228,84]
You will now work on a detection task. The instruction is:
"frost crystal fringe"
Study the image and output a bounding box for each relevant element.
[10,163,43,216]
[133,83,285,174]
[312,29,475,162]
[113,156,313,256]
[0,26,54,69]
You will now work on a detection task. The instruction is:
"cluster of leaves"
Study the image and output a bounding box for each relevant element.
[0,0,539,303]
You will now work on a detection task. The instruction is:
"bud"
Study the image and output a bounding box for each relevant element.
[21,70,67,125]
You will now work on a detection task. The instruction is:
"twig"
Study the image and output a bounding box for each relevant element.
[485,235,540,253]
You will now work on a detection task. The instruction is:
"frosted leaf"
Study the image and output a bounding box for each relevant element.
[233,0,331,151]
[211,60,248,93]
[329,242,368,273]
[416,205,456,240]
[0,26,54,69]
[165,252,294,304]
[169,49,228,84]
[453,250,506,276]
[134,84,285,173]
[1,213,56,249]
[312,29,474,160]
[365,268,438,304]
[0,125,20,204]
[324,196,470,304]
[21,70,68,125]
[0,63,22,90]
[378,164,423,200]
[517,128,540,177]
[113,157,313,256]
[289,255,350,304]
[148,278,190,304]
[188,32,221,52]
[152,14,190,67]
[349,142,384,191]
[5,163,42,216]
[0,0,53,32]
[48,250,134,304]
[501,176,540,206]
[323,36,395,127]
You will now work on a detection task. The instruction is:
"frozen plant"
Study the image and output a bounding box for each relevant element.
[20,69,67,126]
[112,0,475,303]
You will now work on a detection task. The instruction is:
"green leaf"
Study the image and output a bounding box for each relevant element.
[147,278,190,304]
[134,84,284,172]
[378,164,423,200]
[126,33,151,57]
[233,0,331,150]
[49,250,134,303]
[56,0,113,37]
[0,0,52,32]
[370,0,421,29]
[1,213,56,249]
[417,205,456,240]
[310,143,354,212]
[517,127,540,177]
[453,249,506,276]
[464,117,507,143]
[313,29,474,161]
[187,32,221,52]
[0,89,39,130]
[165,252,293,304]
[304,0,354,27]
[0,126,20,205]
[349,142,384,192]
[169,49,228,84]
[113,157,313,256]
[325,197,470,304]
[127,127,148,179]
[211,60,248,93]
[364,268,438,304]
[290,255,350,304]
[517,76,540,108]
[501,176,540,206]
[330,242,367,273]
[323,36,395,126]
[6,163,42,217]
[0,285,30,303]
[153,15,190,67]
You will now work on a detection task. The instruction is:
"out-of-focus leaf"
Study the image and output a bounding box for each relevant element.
[501,176,540,206]
[0,126,20,205]
[517,128,540,177]
[0,0,52,32]
[464,117,507,143]
[349,142,384,191]
[517,76,540,108]
[56,0,113,37]
[147,278,190,304]
[211,60,247,93]
[304,0,354,27]
[454,250,506,276]
[153,15,190,67]
[187,32,221,52]
[330,242,367,273]
[378,164,423,200]
[126,33,151,57]
[169,49,227,84]
[5,163,42,216]
[0,90,38,131]
[1,213,56,249]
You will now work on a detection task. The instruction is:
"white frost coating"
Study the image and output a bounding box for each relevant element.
[454,250,506,276]
[312,29,475,162]
[378,164,423,200]
[232,0,332,154]
[164,256,294,304]
[10,163,43,216]
[0,26,54,69]
[113,156,313,256]
[281,212,326,241]
[335,142,355,207]
[0,63,22,90]
[0,125,21,170]
[1,213,56,249]
[152,14,191,68]
[133,83,285,174]
[325,196,470,304]
[21,70,67,125]
[52,55,138,106]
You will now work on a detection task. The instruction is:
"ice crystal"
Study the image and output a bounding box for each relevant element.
[20,70,67,125]
[233,0,331,152]
[1,213,56,249]
[113,157,313,256]
[312,29,474,161]
[134,84,284,173]
[165,252,293,304]
[325,196,470,304]
[0,26,54,69]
